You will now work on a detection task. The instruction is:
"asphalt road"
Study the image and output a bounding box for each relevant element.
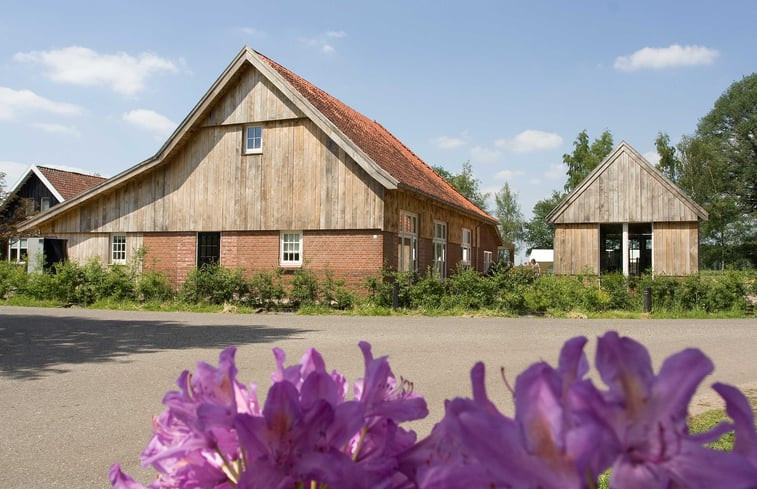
[1,306,755,488]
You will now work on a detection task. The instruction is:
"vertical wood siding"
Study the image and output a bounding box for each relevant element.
[552,152,700,224]
[653,222,699,276]
[553,224,600,275]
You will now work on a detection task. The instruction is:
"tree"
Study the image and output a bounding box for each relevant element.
[695,73,757,215]
[494,182,524,248]
[432,161,491,212]
[562,130,614,192]
[675,73,757,268]
[523,190,565,253]
[655,132,681,182]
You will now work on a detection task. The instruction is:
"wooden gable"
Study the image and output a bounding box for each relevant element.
[548,141,707,224]
[35,63,385,235]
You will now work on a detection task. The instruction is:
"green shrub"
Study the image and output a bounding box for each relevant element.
[137,271,175,302]
[600,273,634,310]
[365,270,416,309]
[319,269,355,310]
[180,264,248,304]
[408,270,445,310]
[442,267,495,310]
[289,268,320,307]
[0,261,29,299]
[248,269,284,310]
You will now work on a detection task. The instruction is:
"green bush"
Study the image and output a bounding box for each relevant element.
[408,270,445,310]
[248,269,284,310]
[289,268,320,307]
[600,273,635,310]
[319,269,355,310]
[180,264,248,304]
[0,261,29,299]
[137,271,175,302]
[442,267,496,310]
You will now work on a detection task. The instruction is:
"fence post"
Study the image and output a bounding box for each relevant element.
[643,287,652,313]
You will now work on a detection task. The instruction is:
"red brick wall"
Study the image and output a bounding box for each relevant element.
[143,233,196,285]
[144,230,385,289]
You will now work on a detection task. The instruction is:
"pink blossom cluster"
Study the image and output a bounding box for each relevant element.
[111,332,757,489]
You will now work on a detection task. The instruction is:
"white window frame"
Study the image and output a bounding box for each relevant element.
[280,231,303,266]
[40,197,51,212]
[111,235,127,264]
[484,250,493,272]
[244,125,263,154]
[433,220,447,278]
[398,211,418,272]
[461,227,472,267]
[8,238,28,263]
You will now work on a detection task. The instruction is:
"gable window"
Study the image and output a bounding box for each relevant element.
[461,227,472,267]
[398,211,418,272]
[8,238,28,263]
[197,232,220,267]
[40,197,51,212]
[111,235,127,264]
[244,125,263,154]
[280,231,303,266]
[433,220,447,278]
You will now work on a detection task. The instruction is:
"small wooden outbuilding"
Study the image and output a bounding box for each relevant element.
[547,141,708,276]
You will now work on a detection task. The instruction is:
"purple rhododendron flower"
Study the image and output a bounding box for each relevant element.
[591,332,757,489]
[111,342,426,489]
[112,332,757,489]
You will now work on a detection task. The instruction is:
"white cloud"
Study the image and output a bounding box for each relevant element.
[496,130,563,153]
[614,44,719,71]
[470,146,501,163]
[644,150,661,165]
[432,135,467,149]
[123,109,176,137]
[302,31,347,55]
[31,122,81,137]
[238,27,267,37]
[15,46,178,95]
[545,163,566,180]
[0,86,82,120]
[495,169,525,180]
[528,178,542,185]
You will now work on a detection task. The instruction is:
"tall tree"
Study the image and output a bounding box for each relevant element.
[523,190,565,253]
[695,73,757,215]
[655,132,681,182]
[432,161,491,212]
[675,73,757,268]
[494,182,524,248]
[562,130,614,192]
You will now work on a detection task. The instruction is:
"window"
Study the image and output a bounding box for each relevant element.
[484,250,493,272]
[40,197,51,212]
[398,211,418,272]
[244,126,263,154]
[8,238,28,263]
[111,235,127,264]
[461,228,472,267]
[197,232,220,267]
[433,221,447,278]
[280,231,303,266]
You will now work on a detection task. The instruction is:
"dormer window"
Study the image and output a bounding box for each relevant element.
[244,126,263,154]
[41,197,51,212]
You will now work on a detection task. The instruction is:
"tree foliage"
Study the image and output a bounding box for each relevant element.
[494,182,524,248]
[432,161,491,213]
[674,73,757,269]
[655,132,681,181]
[523,190,565,253]
[562,130,614,192]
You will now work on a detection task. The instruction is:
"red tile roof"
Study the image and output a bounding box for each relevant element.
[257,52,495,223]
[37,166,107,201]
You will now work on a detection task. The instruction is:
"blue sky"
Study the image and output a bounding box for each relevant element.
[1,0,755,229]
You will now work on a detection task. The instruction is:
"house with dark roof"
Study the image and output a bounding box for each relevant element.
[547,141,708,276]
[17,47,505,286]
[2,165,106,263]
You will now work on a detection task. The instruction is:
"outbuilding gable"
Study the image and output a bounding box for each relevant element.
[547,141,707,224]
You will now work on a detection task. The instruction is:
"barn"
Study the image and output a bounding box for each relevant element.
[547,141,708,276]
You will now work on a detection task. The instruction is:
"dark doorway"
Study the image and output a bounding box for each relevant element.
[43,239,68,272]
[600,224,623,273]
[628,223,652,275]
